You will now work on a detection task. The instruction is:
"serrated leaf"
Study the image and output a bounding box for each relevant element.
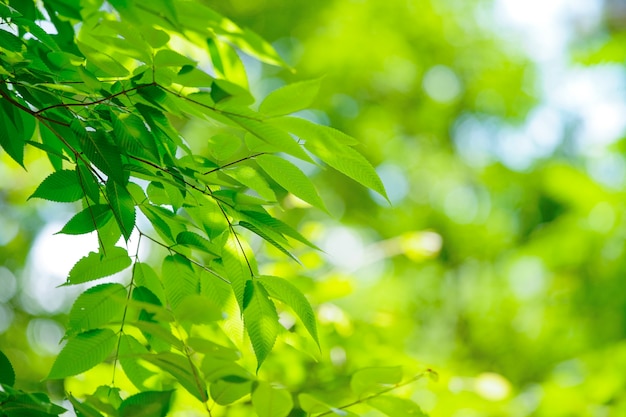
[29,169,83,202]
[272,117,387,199]
[77,162,101,203]
[226,165,276,201]
[106,180,136,241]
[72,120,125,184]
[174,294,223,324]
[257,275,318,346]
[176,231,220,256]
[140,352,207,401]
[66,283,126,337]
[222,108,312,162]
[210,378,253,405]
[222,234,250,310]
[0,350,15,386]
[162,255,198,311]
[241,209,320,250]
[69,394,105,417]
[0,107,25,167]
[256,154,326,211]
[201,356,253,382]
[243,280,279,370]
[260,79,321,117]
[350,367,403,398]
[239,221,299,263]
[154,49,196,67]
[133,263,166,305]
[119,390,174,417]
[47,329,117,379]
[118,335,156,391]
[57,204,112,235]
[66,246,132,285]
[129,321,183,351]
[252,381,293,417]
[187,338,239,361]
[367,396,427,417]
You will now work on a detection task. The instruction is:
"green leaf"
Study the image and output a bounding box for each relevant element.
[187,338,240,361]
[66,246,132,285]
[256,154,326,211]
[133,263,166,305]
[367,396,427,417]
[273,117,387,199]
[66,283,126,337]
[119,390,174,417]
[129,321,183,351]
[243,280,280,370]
[29,169,83,202]
[207,133,241,160]
[118,335,156,391]
[77,162,101,203]
[298,394,358,416]
[77,39,129,77]
[252,381,293,417]
[140,352,207,401]
[161,255,198,311]
[222,234,251,310]
[260,79,321,117]
[0,28,23,51]
[210,379,253,405]
[72,120,125,184]
[222,108,313,162]
[0,105,25,167]
[257,276,318,346]
[47,329,117,379]
[226,165,276,201]
[350,366,403,398]
[154,49,196,67]
[175,231,220,256]
[69,394,105,417]
[174,294,223,324]
[57,204,112,235]
[241,209,320,250]
[106,180,136,241]
[0,350,15,386]
[239,221,299,263]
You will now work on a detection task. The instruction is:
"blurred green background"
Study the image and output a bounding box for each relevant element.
[3,0,626,415]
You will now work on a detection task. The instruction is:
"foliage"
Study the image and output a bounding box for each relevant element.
[0,0,434,416]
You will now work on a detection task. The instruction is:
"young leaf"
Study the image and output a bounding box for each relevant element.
[66,283,126,337]
[57,204,112,235]
[225,165,276,201]
[210,379,253,405]
[241,209,320,250]
[118,334,156,391]
[119,390,174,417]
[29,169,83,202]
[367,396,427,417]
[0,350,15,386]
[298,393,358,416]
[252,381,293,417]
[272,116,388,199]
[259,79,321,117]
[256,154,326,211]
[161,255,198,311]
[175,231,220,256]
[106,180,136,241]
[350,366,403,398]
[221,234,251,310]
[243,280,280,370]
[69,394,105,417]
[140,352,207,401]
[239,221,299,263]
[257,275,318,346]
[72,120,125,184]
[47,328,117,379]
[66,246,132,285]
